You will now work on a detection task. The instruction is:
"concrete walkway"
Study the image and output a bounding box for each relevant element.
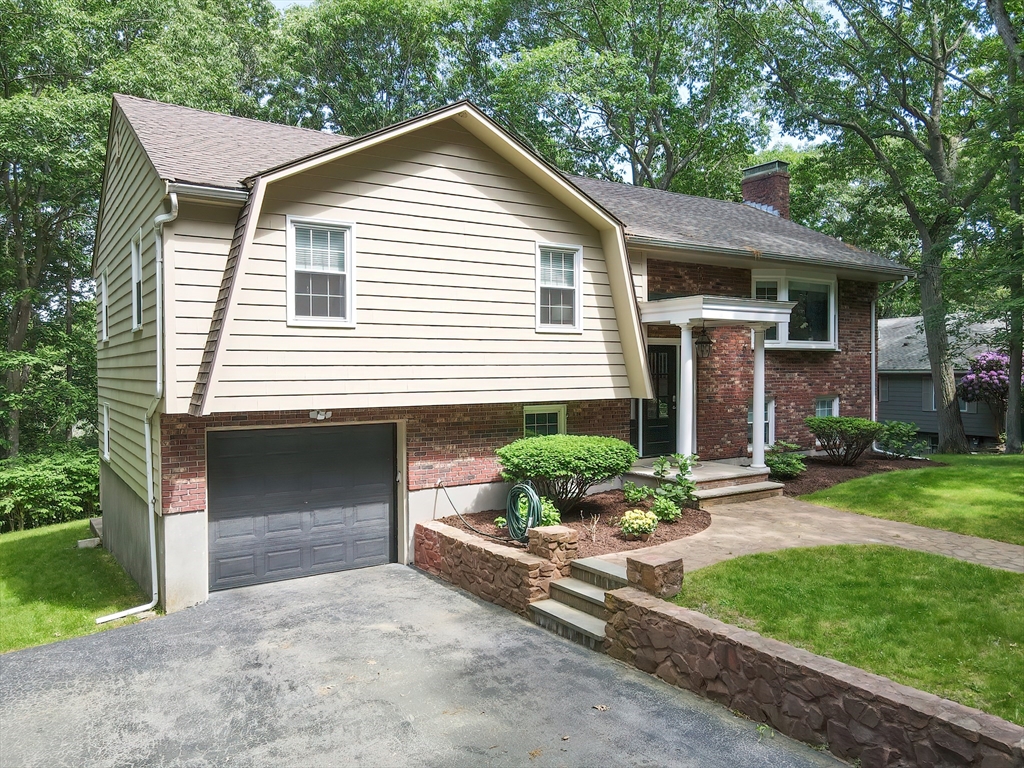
[0,564,841,768]
[598,496,1024,573]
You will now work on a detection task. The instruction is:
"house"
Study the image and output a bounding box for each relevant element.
[877,316,1004,449]
[94,95,911,611]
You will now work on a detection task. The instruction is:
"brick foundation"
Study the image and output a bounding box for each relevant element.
[645,259,876,459]
[160,399,630,515]
[605,588,1024,767]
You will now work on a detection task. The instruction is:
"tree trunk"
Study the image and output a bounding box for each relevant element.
[919,245,970,453]
[1006,59,1023,454]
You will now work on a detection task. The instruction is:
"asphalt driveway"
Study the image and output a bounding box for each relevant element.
[0,564,841,767]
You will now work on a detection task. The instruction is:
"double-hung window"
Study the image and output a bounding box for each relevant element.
[752,271,837,349]
[131,230,143,331]
[100,270,109,342]
[102,403,111,461]
[815,396,839,418]
[287,218,354,326]
[537,245,582,332]
[524,404,566,436]
[747,399,775,444]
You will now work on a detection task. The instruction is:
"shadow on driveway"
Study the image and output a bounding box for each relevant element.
[0,564,842,767]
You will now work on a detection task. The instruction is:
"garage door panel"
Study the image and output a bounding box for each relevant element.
[207,424,395,591]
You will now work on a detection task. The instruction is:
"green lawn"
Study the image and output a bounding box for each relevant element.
[674,545,1024,725]
[0,520,146,653]
[801,453,1024,545]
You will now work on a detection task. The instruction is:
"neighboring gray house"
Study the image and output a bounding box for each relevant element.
[877,317,1002,449]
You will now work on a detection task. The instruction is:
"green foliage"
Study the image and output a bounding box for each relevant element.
[516,494,561,527]
[619,508,658,537]
[622,480,656,504]
[765,441,806,480]
[496,435,637,513]
[675,545,1024,725]
[878,421,928,459]
[804,417,884,466]
[649,453,698,506]
[0,449,100,532]
[650,495,682,522]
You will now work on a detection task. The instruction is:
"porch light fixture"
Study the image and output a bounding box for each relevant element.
[694,325,714,359]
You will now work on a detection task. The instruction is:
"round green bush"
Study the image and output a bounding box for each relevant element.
[496,434,638,514]
[804,416,884,466]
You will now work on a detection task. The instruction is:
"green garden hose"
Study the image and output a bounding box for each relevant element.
[504,482,542,543]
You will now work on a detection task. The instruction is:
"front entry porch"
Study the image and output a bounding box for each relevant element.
[637,295,795,468]
[624,456,785,507]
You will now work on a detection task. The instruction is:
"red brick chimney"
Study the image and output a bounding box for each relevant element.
[741,161,791,219]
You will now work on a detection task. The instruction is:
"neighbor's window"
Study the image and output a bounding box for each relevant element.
[754,280,778,341]
[751,272,836,348]
[100,270,109,342]
[815,396,838,418]
[879,375,889,402]
[925,377,976,413]
[537,245,581,331]
[288,220,353,325]
[131,231,143,330]
[524,404,566,436]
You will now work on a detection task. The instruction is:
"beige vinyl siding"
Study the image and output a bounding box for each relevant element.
[163,202,238,412]
[628,249,646,301]
[204,122,632,413]
[93,109,165,501]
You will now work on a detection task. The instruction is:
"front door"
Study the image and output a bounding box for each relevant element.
[642,345,677,456]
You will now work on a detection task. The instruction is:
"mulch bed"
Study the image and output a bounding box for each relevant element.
[438,490,711,559]
[781,452,939,497]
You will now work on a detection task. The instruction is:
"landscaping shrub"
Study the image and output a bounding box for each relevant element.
[0,449,99,532]
[651,495,682,522]
[622,480,655,504]
[765,441,806,480]
[496,435,638,513]
[619,508,658,537]
[650,453,698,507]
[804,417,884,466]
[878,420,928,459]
[495,495,561,530]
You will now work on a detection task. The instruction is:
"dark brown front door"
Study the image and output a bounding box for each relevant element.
[643,345,677,457]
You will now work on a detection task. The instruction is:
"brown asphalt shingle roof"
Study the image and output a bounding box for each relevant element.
[114,94,351,190]
[114,95,910,275]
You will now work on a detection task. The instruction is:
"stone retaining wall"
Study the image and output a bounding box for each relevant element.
[605,587,1024,768]
[414,521,573,616]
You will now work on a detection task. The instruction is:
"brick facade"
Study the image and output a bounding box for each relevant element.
[644,258,876,460]
[741,168,791,219]
[160,399,631,515]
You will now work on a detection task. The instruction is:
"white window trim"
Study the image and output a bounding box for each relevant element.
[747,398,776,447]
[131,229,143,331]
[752,269,838,351]
[523,403,567,436]
[100,270,109,342]
[815,395,840,418]
[102,403,111,461]
[535,242,583,334]
[286,215,357,328]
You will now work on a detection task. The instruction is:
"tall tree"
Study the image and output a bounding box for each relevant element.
[489,0,768,195]
[0,0,278,457]
[732,0,999,452]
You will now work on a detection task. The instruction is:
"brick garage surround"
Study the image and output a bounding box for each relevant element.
[645,259,876,459]
[605,588,1024,768]
[160,399,630,515]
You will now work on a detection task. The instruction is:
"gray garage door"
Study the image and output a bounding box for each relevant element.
[207,424,396,591]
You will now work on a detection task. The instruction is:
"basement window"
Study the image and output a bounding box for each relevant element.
[524,404,566,436]
[815,396,839,418]
[287,217,355,327]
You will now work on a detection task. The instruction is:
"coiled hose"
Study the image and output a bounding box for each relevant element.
[504,482,542,543]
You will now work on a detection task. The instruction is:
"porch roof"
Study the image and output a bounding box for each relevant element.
[638,294,795,329]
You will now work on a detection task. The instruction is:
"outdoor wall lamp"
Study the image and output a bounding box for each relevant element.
[694,325,714,359]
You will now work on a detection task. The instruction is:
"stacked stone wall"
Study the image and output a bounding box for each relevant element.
[605,588,1024,767]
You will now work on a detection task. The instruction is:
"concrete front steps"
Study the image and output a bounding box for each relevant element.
[529,557,627,651]
[625,459,784,509]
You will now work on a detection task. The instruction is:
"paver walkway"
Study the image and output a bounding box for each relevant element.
[598,496,1024,573]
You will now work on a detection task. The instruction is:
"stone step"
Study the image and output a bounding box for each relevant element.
[530,599,607,651]
[549,577,608,619]
[624,463,770,492]
[89,516,103,541]
[571,557,628,591]
[694,481,785,508]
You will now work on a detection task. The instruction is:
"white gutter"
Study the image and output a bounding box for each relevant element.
[871,275,910,426]
[97,189,179,624]
[167,182,248,204]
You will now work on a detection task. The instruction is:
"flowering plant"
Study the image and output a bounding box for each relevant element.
[620,508,658,537]
[956,352,1024,436]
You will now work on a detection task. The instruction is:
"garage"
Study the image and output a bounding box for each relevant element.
[206,423,396,591]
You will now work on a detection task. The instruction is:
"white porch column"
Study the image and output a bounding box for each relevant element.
[752,328,766,468]
[678,325,694,457]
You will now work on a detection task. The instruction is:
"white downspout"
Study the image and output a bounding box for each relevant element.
[98,189,178,624]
